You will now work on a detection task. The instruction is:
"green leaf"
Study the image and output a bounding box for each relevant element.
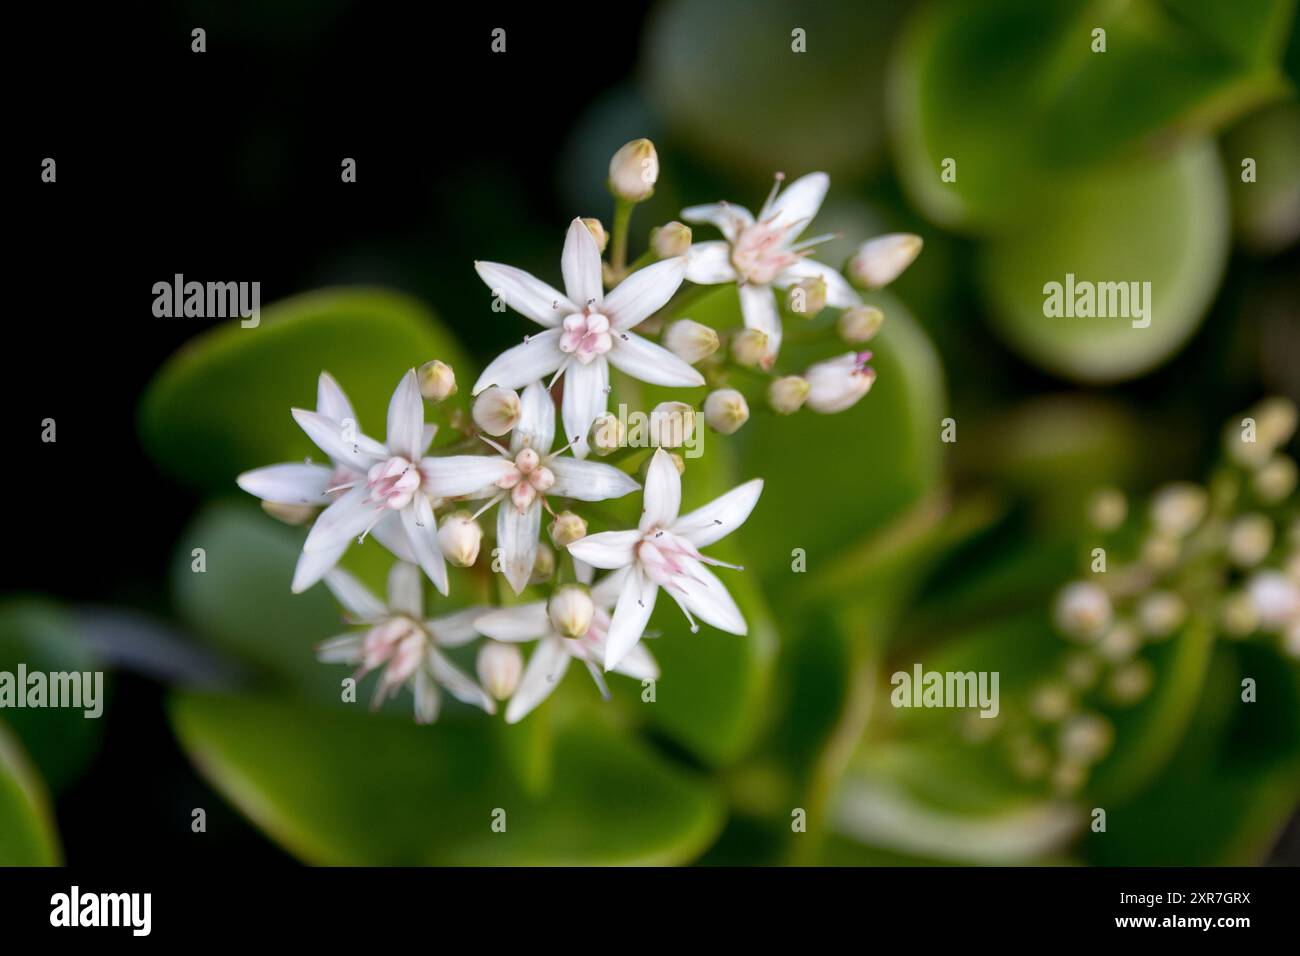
[169,691,725,865]
[977,139,1229,383]
[139,287,471,492]
[0,723,61,865]
[0,598,105,794]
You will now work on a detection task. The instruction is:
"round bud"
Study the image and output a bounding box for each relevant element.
[548,585,595,638]
[663,319,719,365]
[652,221,692,259]
[786,277,827,317]
[703,389,749,435]
[848,233,923,289]
[837,305,884,343]
[589,412,624,456]
[548,510,588,548]
[608,138,658,202]
[730,328,770,368]
[417,360,457,401]
[437,510,483,567]
[472,386,521,436]
[767,375,810,415]
[1053,582,1112,641]
[582,218,609,253]
[477,642,523,701]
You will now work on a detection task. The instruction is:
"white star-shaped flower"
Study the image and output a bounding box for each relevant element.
[682,171,860,367]
[317,562,494,723]
[473,218,705,457]
[423,381,640,594]
[237,371,426,593]
[566,448,763,670]
[473,564,660,723]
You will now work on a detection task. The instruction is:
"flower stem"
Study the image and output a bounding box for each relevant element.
[609,199,634,282]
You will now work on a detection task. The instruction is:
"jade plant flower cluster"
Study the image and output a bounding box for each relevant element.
[237,138,922,723]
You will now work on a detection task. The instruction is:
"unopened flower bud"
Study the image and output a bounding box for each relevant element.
[1150,482,1208,537]
[589,412,624,456]
[1030,682,1073,722]
[530,543,555,584]
[548,585,594,638]
[767,375,810,415]
[787,277,827,317]
[650,401,697,448]
[1219,591,1258,638]
[608,138,658,202]
[472,386,521,436]
[651,221,692,259]
[838,305,884,343]
[1064,652,1101,690]
[731,328,770,368]
[1108,660,1153,705]
[261,500,317,526]
[1098,621,1141,661]
[804,351,876,414]
[437,510,483,567]
[663,319,719,364]
[1054,582,1112,641]
[1248,570,1300,629]
[417,360,457,401]
[1141,533,1181,571]
[1088,487,1127,531]
[548,510,588,548]
[1051,760,1088,796]
[1228,514,1274,567]
[848,233,923,289]
[703,389,749,434]
[1138,591,1185,638]
[1059,713,1113,765]
[1253,455,1297,503]
[1255,396,1298,449]
[582,218,609,253]
[477,642,523,701]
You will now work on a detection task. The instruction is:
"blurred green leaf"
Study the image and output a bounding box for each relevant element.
[170,691,725,865]
[0,598,105,794]
[0,723,60,866]
[978,139,1229,383]
[139,287,471,492]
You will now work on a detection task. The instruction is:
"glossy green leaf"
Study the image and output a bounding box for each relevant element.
[170,691,725,865]
[0,724,61,866]
[139,287,471,492]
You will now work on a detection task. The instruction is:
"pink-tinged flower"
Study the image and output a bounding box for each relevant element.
[566,448,763,670]
[474,565,660,723]
[473,219,704,457]
[423,382,640,595]
[804,351,876,413]
[237,372,423,593]
[316,563,494,723]
[274,370,452,595]
[681,172,860,368]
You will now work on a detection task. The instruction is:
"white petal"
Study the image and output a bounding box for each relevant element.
[505,638,570,723]
[562,218,603,310]
[612,642,659,681]
[471,328,565,394]
[420,423,438,456]
[428,649,495,713]
[776,258,861,307]
[421,454,515,499]
[426,605,493,647]
[738,282,782,363]
[763,171,829,238]
[401,497,449,596]
[567,529,640,569]
[323,567,387,621]
[680,202,754,243]
[473,602,551,642]
[604,569,658,671]
[291,541,347,593]
[684,241,739,285]
[590,566,631,607]
[303,484,381,553]
[607,332,706,387]
[236,463,332,504]
[513,380,556,455]
[639,449,682,532]
[561,356,608,459]
[498,500,542,595]
[293,408,385,472]
[603,257,687,331]
[386,369,425,460]
[674,557,746,634]
[316,633,362,664]
[386,561,423,618]
[672,478,764,548]
[474,261,574,327]
[549,457,640,501]
[316,371,355,422]
[413,667,441,724]
[370,510,416,562]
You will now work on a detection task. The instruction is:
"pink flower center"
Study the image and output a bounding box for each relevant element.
[731,221,800,285]
[367,455,421,510]
[360,616,425,681]
[495,447,556,512]
[559,310,613,364]
[636,530,703,589]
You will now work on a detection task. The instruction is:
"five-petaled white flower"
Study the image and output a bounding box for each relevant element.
[474,564,660,723]
[280,369,454,595]
[566,448,763,670]
[682,171,860,368]
[237,371,421,593]
[316,562,494,723]
[424,381,640,595]
[473,218,705,457]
